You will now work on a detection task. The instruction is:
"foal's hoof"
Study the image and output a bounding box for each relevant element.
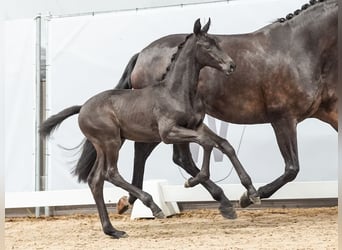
[250,195,261,205]
[117,196,130,214]
[154,210,166,219]
[239,191,261,208]
[106,230,128,239]
[184,177,197,188]
[219,206,237,219]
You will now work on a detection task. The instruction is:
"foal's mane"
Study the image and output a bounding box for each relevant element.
[276,0,326,23]
[159,33,193,82]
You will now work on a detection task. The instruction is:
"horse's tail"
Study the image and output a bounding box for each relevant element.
[73,53,139,183]
[114,53,139,90]
[73,139,97,183]
[39,105,82,138]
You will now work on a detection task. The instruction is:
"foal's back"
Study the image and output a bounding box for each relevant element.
[78,87,164,143]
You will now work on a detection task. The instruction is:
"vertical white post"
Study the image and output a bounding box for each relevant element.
[35,15,49,217]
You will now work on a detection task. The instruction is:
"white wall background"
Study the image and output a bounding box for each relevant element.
[4,1,337,194]
[4,19,36,192]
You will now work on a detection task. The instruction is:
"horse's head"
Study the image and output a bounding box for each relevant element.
[193,18,236,76]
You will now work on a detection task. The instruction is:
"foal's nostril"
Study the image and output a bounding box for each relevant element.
[230,63,236,72]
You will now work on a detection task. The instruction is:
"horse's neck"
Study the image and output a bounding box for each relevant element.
[165,41,201,97]
[266,1,337,54]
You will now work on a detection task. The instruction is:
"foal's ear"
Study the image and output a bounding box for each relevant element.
[201,18,211,33]
[193,18,201,35]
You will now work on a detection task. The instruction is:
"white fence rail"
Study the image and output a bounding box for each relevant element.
[5,181,338,209]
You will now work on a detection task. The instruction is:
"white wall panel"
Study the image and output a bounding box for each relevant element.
[4,19,36,192]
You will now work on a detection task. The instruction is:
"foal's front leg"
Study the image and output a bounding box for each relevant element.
[160,122,260,205]
[159,123,218,187]
[200,125,260,205]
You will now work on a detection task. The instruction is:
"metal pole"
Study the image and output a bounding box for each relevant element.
[35,15,49,217]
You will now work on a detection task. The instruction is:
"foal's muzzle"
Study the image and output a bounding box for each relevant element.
[222,61,236,76]
[229,62,236,73]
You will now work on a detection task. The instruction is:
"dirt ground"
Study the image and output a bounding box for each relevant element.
[5,207,338,250]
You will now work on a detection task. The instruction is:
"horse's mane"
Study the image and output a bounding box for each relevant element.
[276,0,326,23]
[159,33,193,82]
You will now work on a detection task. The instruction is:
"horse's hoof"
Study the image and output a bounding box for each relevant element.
[154,210,166,219]
[184,180,190,188]
[219,206,237,219]
[239,191,253,208]
[105,230,128,239]
[116,231,129,239]
[239,191,261,208]
[117,196,130,214]
[250,195,261,205]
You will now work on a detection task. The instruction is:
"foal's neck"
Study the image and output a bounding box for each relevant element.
[164,38,202,98]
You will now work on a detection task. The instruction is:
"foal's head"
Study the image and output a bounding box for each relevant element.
[193,18,236,75]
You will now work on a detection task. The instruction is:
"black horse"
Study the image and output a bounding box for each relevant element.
[40,19,259,238]
[108,0,337,213]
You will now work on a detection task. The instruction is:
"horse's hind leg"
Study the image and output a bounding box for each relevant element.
[87,148,127,238]
[173,143,236,219]
[105,140,165,219]
[312,104,338,131]
[128,142,159,205]
[184,145,212,188]
[117,142,159,214]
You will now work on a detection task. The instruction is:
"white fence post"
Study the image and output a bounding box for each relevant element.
[34,14,49,217]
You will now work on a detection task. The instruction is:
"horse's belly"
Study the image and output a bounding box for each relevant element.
[205,101,269,124]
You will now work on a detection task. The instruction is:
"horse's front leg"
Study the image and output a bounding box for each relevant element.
[117,142,160,214]
[239,118,299,208]
[200,125,260,205]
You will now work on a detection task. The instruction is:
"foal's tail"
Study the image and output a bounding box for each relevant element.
[39,105,82,138]
[74,53,139,183]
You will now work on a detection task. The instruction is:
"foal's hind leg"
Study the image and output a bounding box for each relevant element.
[87,149,127,238]
[104,140,165,219]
